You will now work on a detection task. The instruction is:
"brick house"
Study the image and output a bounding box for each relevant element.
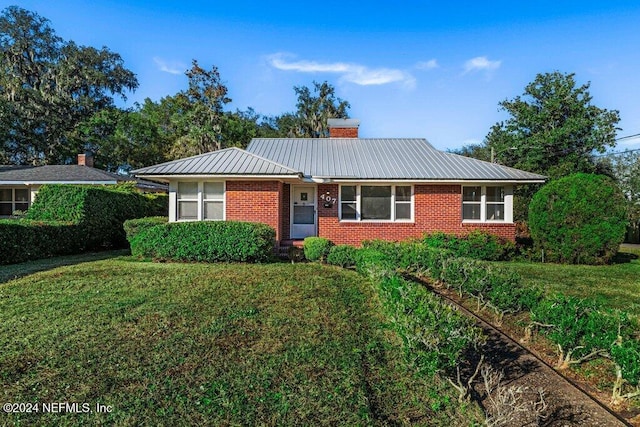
[133,119,545,246]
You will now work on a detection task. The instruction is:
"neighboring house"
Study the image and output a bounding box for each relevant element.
[133,119,545,246]
[0,154,167,217]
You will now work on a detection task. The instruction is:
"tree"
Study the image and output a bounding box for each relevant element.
[604,151,640,241]
[0,6,138,165]
[168,60,231,158]
[486,72,620,176]
[292,81,350,137]
[528,173,627,264]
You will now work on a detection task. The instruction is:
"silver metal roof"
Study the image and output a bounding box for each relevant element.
[246,138,546,181]
[132,147,301,176]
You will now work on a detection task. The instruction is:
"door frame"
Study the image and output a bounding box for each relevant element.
[290,185,317,239]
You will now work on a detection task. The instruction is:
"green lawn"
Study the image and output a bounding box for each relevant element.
[0,255,479,426]
[498,246,640,316]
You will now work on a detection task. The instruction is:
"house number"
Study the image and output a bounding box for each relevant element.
[319,193,337,204]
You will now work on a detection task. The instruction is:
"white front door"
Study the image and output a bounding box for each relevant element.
[291,186,316,239]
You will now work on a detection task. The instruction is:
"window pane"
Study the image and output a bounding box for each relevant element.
[487,204,504,220]
[0,189,11,202]
[204,201,223,220]
[463,204,481,220]
[341,185,356,201]
[0,203,11,215]
[396,203,411,220]
[14,189,29,202]
[15,203,29,212]
[396,186,411,202]
[204,182,224,199]
[361,186,391,220]
[178,182,198,199]
[178,201,198,220]
[293,206,314,224]
[463,186,481,202]
[341,202,356,220]
[486,186,504,202]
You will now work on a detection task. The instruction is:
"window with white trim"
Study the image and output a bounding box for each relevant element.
[462,186,481,220]
[176,181,225,221]
[177,182,198,220]
[0,188,29,216]
[339,184,413,221]
[486,186,505,220]
[462,186,507,222]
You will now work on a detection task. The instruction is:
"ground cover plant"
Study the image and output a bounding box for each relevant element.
[0,256,483,426]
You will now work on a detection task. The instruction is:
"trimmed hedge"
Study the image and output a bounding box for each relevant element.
[303,237,334,262]
[129,221,275,263]
[123,216,168,241]
[326,244,357,268]
[528,173,627,264]
[422,231,516,261]
[0,220,84,264]
[1,184,168,265]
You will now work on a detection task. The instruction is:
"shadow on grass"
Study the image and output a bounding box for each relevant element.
[0,250,129,285]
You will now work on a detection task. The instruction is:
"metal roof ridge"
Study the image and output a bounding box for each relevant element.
[131,147,243,173]
[240,148,302,174]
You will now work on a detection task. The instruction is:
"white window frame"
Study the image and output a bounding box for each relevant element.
[175,181,226,222]
[338,184,414,222]
[0,187,30,216]
[461,185,512,223]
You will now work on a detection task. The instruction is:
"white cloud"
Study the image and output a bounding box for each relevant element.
[416,59,438,70]
[463,56,501,74]
[267,53,414,87]
[153,57,186,75]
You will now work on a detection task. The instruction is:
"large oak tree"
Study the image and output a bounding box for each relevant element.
[0,6,138,165]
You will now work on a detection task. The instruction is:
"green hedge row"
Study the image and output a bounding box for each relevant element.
[123,216,168,241]
[0,184,168,265]
[128,220,275,263]
[0,220,84,264]
[351,245,484,386]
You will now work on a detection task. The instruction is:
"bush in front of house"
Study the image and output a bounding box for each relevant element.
[26,184,167,250]
[528,173,628,264]
[422,230,516,261]
[129,221,276,263]
[0,219,84,265]
[123,216,169,240]
[303,237,334,262]
[326,244,357,268]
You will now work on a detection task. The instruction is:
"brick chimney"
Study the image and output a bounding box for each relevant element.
[78,153,94,167]
[328,118,360,138]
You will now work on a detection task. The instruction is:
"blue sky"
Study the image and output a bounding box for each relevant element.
[6,1,640,152]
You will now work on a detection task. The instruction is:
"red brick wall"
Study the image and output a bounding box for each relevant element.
[329,127,358,138]
[226,181,283,242]
[315,184,515,245]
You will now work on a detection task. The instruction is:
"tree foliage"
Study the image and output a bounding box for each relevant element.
[290,81,350,137]
[528,173,627,264]
[485,72,620,177]
[0,6,138,165]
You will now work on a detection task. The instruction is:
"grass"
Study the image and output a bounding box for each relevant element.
[0,255,481,426]
[498,246,640,316]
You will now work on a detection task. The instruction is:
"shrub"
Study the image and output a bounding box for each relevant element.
[528,173,628,264]
[327,244,357,268]
[423,231,515,261]
[123,216,168,241]
[303,237,334,262]
[0,220,84,265]
[26,184,166,249]
[129,221,275,263]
